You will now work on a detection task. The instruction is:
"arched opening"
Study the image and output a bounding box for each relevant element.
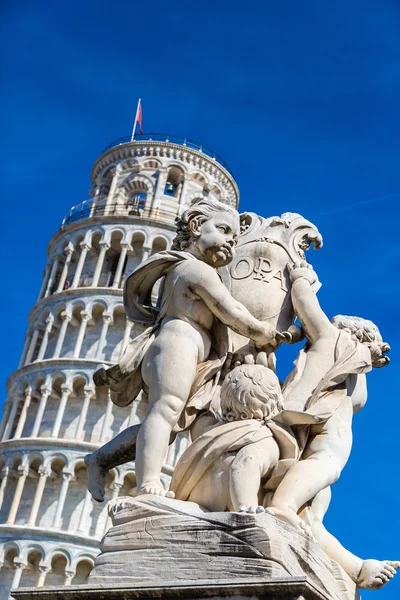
[125,232,146,278]
[39,376,64,437]
[150,236,168,256]
[68,235,85,287]
[78,231,103,288]
[64,462,91,533]
[21,378,45,438]
[14,456,42,525]
[71,559,93,585]
[37,457,65,527]
[79,302,106,360]
[164,166,184,197]
[100,231,124,287]
[60,376,87,440]
[46,554,68,587]
[126,191,146,215]
[0,547,19,597]
[18,549,43,588]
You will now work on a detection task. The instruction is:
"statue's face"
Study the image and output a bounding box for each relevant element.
[195,211,239,267]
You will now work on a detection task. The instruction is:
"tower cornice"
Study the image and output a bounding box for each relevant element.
[91,139,239,206]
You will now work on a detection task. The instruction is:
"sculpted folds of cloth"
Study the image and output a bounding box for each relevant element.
[85,199,398,595]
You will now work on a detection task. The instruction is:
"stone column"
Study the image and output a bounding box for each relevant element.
[74,388,93,440]
[103,482,122,535]
[52,470,73,528]
[18,333,32,368]
[112,243,129,288]
[36,314,54,361]
[71,242,91,288]
[142,246,151,262]
[56,244,74,292]
[31,386,51,438]
[105,165,120,211]
[51,384,71,438]
[53,311,71,358]
[64,570,75,586]
[2,397,20,441]
[9,560,27,597]
[177,176,189,214]
[77,489,92,534]
[44,256,60,297]
[14,387,32,439]
[152,167,168,213]
[37,565,50,588]
[95,313,112,360]
[0,467,10,511]
[24,327,40,365]
[100,389,113,442]
[119,320,133,360]
[0,400,11,440]
[73,311,91,358]
[28,465,51,526]
[37,262,52,301]
[7,466,29,525]
[91,242,109,287]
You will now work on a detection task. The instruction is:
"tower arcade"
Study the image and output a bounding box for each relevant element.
[0,133,239,599]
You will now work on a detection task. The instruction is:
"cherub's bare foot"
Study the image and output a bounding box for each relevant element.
[356,559,400,590]
[238,505,265,514]
[84,453,107,502]
[137,481,175,498]
[266,506,315,539]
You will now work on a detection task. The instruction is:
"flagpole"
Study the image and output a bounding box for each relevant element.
[130,98,141,142]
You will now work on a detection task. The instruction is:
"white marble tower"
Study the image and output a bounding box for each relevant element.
[0,134,239,599]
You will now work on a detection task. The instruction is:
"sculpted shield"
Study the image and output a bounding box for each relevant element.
[219,211,323,353]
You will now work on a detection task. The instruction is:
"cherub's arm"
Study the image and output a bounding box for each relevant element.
[190,263,276,346]
[290,264,336,345]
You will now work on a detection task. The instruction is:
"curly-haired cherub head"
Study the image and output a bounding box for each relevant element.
[332,315,390,368]
[220,364,284,423]
[172,199,240,268]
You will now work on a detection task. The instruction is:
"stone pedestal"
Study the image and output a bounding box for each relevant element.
[11,577,347,600]
[11,495,359,600]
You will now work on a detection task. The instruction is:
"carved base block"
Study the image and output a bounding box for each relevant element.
[10,577,350,600]
[11,495,359,600]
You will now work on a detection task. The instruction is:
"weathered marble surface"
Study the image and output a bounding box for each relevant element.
[88,495,357,600]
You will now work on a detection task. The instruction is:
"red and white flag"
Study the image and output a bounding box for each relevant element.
[131,98,144,141]
[137,102,144,135]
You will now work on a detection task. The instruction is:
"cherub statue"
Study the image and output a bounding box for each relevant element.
[171,260,398,591]
[269,262,391,528]
[170,363,296,511]
[265,261,398,590]
[86,199,284,499]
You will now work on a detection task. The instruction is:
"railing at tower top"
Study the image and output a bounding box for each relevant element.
[61,198,176,229]
[102,133,234,176]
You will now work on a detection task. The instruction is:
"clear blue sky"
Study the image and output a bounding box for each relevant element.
[1,1,400,596]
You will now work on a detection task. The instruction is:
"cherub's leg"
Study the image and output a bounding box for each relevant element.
[309,488,400,589]
[270,404,353,530]
[85,424,141,502]
[136,331,199,496]
[229,438,279,512]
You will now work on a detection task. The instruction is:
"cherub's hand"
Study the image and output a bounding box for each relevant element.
[370,342,391,369]
[289,261,318,285]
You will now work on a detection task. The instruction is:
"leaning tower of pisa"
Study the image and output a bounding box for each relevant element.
[0,133,239,598]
